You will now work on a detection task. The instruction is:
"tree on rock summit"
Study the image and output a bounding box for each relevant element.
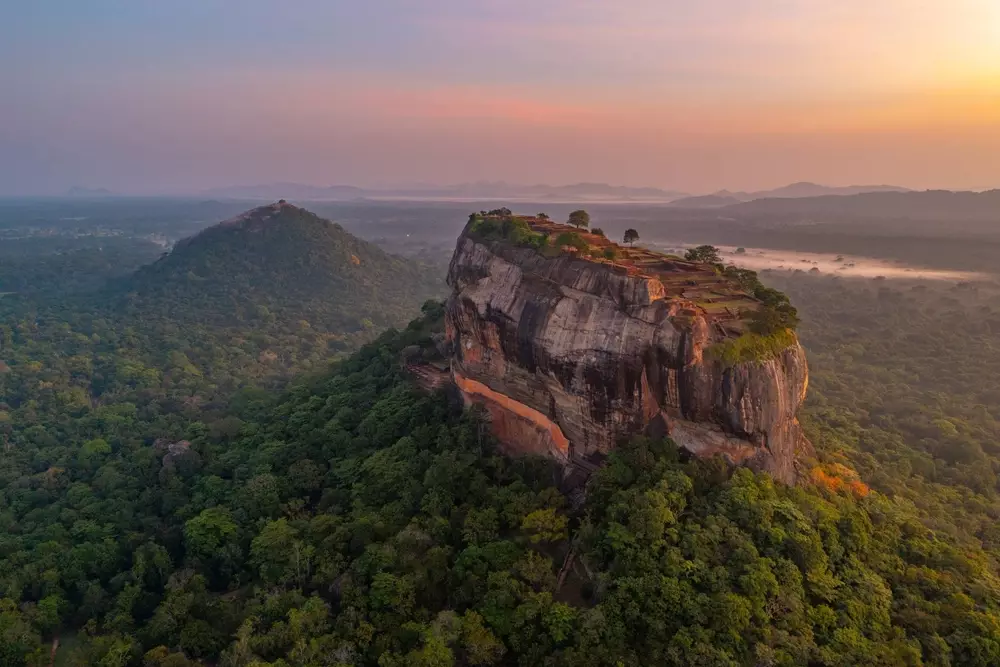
[685,244,721,264]
[567,210,590,229]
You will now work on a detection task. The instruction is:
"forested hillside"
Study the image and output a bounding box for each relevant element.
[124,202,444,332]
[0,204,446,426]
[4,276,1000,665]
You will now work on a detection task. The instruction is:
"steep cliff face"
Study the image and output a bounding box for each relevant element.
[445,222,810,484]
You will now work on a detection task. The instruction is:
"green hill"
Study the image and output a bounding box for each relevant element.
[123,201,444,331]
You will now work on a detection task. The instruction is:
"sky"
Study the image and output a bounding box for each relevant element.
[2,0,999,195]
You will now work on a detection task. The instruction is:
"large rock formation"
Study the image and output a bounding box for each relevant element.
[445,218,810,484]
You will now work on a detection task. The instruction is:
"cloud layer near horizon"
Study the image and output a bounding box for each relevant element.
[2,0,999,194]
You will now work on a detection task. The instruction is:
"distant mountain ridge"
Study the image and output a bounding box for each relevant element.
[739,182,910,199]
[200,183,366,200]
[201,180,917,204]
[723,188,1000,221]
[123,201,444,330]
[666,194,745,208]
[670,182,910,207]
[201,182,687,202]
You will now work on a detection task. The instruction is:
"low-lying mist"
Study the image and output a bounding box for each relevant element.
[646,242,988,282]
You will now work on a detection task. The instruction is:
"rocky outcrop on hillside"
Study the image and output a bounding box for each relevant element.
[445,220,810,484]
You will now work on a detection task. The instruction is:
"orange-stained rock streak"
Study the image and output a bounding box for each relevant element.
[454,371,570,462]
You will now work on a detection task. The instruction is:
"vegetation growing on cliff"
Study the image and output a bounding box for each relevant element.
[552,231,589,254]
[707,265,799,364]
[720,262,800,334]
[467,212,549,250]
[709,328,798,367]
[467,212,602,259]
[698,260,802,363]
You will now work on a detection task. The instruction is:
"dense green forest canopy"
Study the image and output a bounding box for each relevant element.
[0,237,165,297]
[770,273,1000,556]
[4,254,1000,663]
[3,197,1000,665]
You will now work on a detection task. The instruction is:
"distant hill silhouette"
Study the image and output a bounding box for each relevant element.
[724,189,1000,221]
[201,182,686,201]
[123,202,444,330]
[668,183,909,208]
[199,180,920,203]
[201,183,366,200]
[668,194,745,208]
[688,182,908,203]
[750,182,909,199]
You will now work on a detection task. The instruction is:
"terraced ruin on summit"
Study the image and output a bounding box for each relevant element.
[511,215,764,338]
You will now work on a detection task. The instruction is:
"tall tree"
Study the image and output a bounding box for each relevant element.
[623,229,639,246]
[567,210,590,229]
[685,244,721,264]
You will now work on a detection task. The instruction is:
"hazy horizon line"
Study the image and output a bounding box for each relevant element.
[8,179,998,200]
